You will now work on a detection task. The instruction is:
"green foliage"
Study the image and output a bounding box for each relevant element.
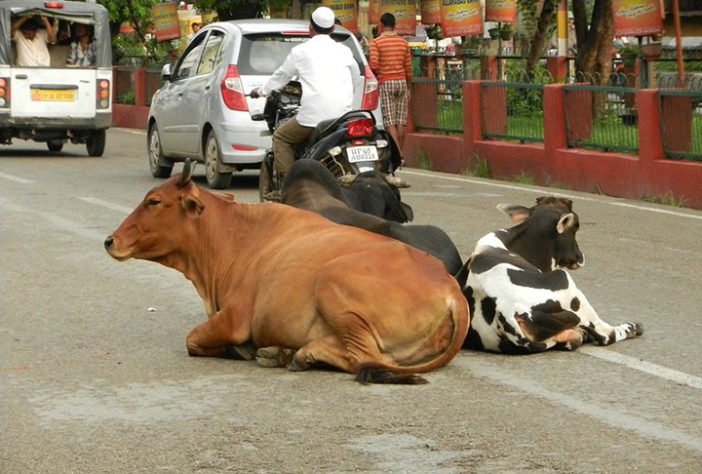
[437,99,463,132]
[98,0,169,65]
[644,192,688,207]
[417,151,434,171]
[194,0,268,19]
[655,60,702,72]
[118,90,136,105]
[618,44,640,67]
[465,154,490,178]
[512,172,536,185]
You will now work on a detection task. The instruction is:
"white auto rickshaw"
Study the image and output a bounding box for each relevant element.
[0,0,112,156]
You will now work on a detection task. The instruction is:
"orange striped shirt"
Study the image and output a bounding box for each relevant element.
[369,32,412,84]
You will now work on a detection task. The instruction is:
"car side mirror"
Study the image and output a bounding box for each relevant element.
[161,63,172,81]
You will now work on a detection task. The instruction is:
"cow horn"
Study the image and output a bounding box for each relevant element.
[338,174,358,187]
[384,174,410,189]
[177,158,195,187]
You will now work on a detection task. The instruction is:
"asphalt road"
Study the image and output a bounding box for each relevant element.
[2,128,701,473]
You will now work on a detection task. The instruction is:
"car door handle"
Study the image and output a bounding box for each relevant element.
[15,74,28,79]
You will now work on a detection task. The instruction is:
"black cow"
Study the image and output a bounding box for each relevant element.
[281,159,463,275]
[457,196,643,354]
[338,171,413,223]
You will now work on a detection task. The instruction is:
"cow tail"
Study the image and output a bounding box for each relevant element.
[355,289,470,385]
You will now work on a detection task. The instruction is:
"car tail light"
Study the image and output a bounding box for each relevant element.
[45,2,64,8]
[361,65,379,110]
[232,144,257,151]
[346,118,374,138]
[0,77,11,108]
[96,79,110,109]
[220,65,248,111]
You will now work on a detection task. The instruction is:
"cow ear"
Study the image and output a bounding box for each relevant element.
[182,194,204,218]
[497,204,530,224]
[557,212,576,233]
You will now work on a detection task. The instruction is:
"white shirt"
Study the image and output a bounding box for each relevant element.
[13,29,51,67]
[261,34,359,127]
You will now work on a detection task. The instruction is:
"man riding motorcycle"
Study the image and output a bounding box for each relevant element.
[250,6,359,184]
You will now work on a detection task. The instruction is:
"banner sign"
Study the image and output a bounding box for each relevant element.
[152,2,180,42]
[381,0,416,36]
[485,0,518,23]
[612,0,663,36]
[440,0,483,37]
[322,0,358,32]
[369,0,381,25]
[420,0,442,24]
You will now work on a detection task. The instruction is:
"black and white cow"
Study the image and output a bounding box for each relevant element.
[457,196,644,354]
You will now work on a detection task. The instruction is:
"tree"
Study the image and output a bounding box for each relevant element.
[98,0,160,64]
[193,0,267,20]
[522,0,560,80]
[573,0,614,83]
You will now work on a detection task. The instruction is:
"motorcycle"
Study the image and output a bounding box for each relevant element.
[252,81,404,202]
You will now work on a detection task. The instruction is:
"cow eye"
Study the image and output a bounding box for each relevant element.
[146,198,161,207]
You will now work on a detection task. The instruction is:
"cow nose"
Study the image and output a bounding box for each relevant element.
[104,236,114,250]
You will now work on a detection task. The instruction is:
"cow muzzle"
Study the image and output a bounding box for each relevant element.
[104,235,130,261]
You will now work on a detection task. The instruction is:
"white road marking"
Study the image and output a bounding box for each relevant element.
[113,127,146,136]
[0,172,34,184]
[77,197,133,214]
[454,357,702,454]
[399,169,702,221]
[579,346,702,390]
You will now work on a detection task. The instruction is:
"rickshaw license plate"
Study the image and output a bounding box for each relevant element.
[347,146,378,163]
[31,89,76,102]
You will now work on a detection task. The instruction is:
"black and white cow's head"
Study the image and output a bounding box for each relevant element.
[491,196,584,272]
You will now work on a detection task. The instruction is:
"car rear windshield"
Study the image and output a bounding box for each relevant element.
[238,32,365,76]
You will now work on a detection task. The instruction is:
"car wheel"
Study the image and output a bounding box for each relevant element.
[148,123,173,178]
[204,129,231,189]
[86,129,106,157]
[47,140,63,152]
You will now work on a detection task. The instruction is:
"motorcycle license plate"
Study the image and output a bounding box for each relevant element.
[347,146,378,163]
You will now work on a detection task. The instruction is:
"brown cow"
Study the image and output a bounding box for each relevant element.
[104,161,469,384]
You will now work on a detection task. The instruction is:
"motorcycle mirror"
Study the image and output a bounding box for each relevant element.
[251,114,264,121]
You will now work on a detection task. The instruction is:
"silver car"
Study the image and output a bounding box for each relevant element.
[147,19,380,189]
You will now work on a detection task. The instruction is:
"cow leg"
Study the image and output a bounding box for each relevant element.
[575,299,644,345]
[287,335,357,373]
[186,310,251,358]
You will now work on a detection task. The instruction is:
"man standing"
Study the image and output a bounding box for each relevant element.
[369,12,412,161]
[11,16,57,67]
[251,7,359,180]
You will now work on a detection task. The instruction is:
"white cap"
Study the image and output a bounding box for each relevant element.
[311,6,335,29]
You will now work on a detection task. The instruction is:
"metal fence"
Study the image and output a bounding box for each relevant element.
[411,75,464,134]
[481,82,545,143]
[563,84,639,153]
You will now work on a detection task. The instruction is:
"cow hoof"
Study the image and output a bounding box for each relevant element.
[255,346,295,368]
[224,344,255,360]
[633,322,644,336]
[287,356,310,372]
